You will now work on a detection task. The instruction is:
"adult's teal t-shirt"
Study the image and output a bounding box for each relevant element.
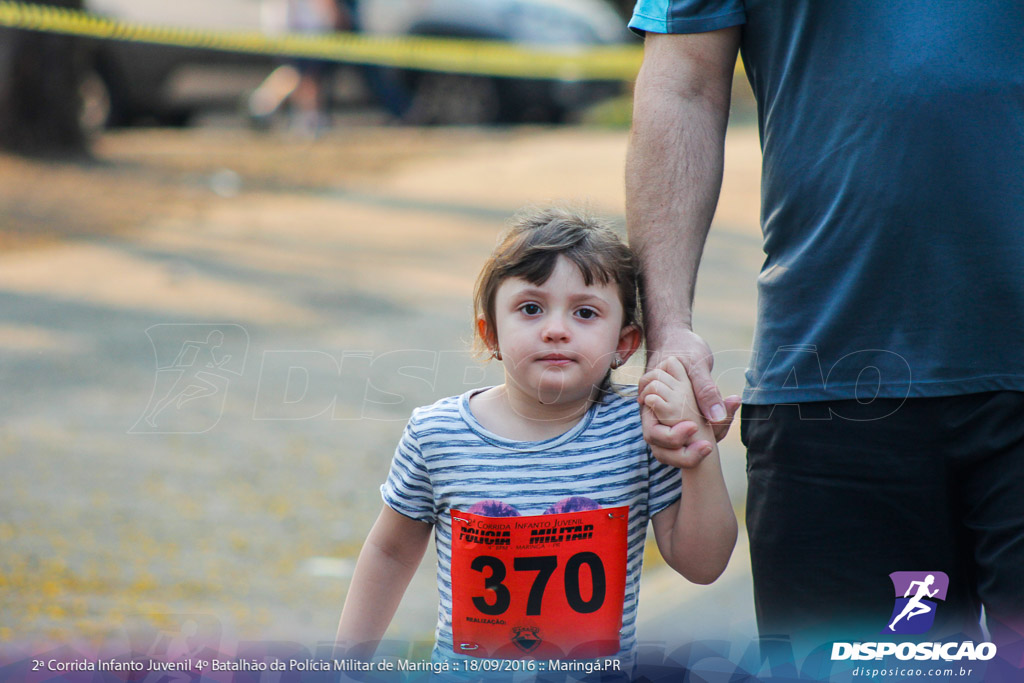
[630,0,1024,403]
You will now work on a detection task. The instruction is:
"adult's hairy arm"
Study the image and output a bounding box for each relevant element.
[626,28,741,437]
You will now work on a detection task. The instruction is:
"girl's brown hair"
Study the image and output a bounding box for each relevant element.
[473,206,641,355]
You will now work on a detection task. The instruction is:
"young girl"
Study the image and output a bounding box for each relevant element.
[336,207,736,672]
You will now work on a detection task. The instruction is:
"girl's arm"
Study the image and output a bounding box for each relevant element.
[641,358,737,583]
[650,448,737,584]
[335,505,433,659]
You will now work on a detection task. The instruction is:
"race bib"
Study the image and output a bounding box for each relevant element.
[449,506,628,659]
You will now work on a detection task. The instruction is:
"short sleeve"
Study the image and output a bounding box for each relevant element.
[646,446,683,517]
[629,0,746,36]
[380,417,437,524]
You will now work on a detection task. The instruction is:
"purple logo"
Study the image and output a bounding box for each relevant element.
[883,571,949,635]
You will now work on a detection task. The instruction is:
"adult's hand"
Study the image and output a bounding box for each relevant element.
[638,328,741,451]
[639,392,741,467]
[644,327,725,421]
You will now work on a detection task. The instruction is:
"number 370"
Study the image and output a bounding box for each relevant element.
[471,553,606,616]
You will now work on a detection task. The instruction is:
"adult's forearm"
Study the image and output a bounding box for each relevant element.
[626,31,738,354]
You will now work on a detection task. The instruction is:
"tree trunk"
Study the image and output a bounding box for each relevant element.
[0,0,89,157]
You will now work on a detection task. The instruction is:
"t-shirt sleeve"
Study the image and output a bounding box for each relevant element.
[380,416,437,524]
[629,0,746,36]
[646,446,683,517]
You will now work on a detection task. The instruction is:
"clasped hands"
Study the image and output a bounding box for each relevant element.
[638,334,741,469]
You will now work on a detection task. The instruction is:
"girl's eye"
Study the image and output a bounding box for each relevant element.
[576,307,598,320]
[520,303,541,315]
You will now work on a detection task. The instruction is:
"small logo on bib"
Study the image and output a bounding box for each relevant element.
[511,626,542,653]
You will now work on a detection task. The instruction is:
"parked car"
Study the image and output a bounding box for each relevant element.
[357,0,631,124]
[80,0,632,128]
[80,0,271,129]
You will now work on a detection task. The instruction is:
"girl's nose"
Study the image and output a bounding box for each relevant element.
[542,315,570,342]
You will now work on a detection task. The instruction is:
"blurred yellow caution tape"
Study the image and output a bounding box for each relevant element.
[0,0,645,80]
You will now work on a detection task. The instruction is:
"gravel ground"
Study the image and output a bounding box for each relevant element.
[0,122,763,657]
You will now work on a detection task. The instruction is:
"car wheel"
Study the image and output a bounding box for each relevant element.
[403,72,502,125]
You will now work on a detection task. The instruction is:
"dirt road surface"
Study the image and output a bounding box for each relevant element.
[0,122,764,656]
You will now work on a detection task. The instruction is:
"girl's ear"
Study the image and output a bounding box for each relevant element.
[477,317,497,352]
[616,325,643,365]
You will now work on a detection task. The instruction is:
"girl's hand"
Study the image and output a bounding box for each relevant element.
[639,356,702,427]
[639,357,739,468]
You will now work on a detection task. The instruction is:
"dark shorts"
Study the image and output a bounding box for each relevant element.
[742,392,1024,649]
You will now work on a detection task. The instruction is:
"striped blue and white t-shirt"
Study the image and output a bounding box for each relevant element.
[381,386,682,663]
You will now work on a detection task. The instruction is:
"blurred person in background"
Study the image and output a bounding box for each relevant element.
[248,0,351,135]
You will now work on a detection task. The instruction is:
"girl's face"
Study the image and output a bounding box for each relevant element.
[482,255,640,407]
